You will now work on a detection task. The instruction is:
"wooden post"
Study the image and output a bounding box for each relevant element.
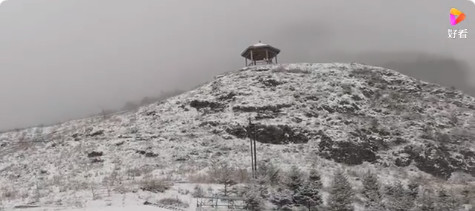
[275,55,278,64]
[245,58,247,66]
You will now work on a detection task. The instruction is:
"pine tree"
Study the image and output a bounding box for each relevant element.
[327,169,354,211]
[257,161,281,186]
[361,171,384,211]
[253,175,270,199]
[267,164,281,186]
[413,188,436,211]
[294,180,322,211]
[308,168,323,189]
[244,185,265,211]
[407,180,419,202]
[384,182,413,211]
[270,188,294,210]
[435,188,459,211]
[460,186,471,205]
[286,165,304,193]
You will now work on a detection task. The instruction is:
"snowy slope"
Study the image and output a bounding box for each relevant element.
[0,63,474,208]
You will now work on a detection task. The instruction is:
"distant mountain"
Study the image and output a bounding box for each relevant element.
[1,63,474,206]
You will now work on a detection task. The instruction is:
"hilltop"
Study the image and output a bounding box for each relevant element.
[0,63,474,209]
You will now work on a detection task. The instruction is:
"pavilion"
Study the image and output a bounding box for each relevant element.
[241,41,280,66]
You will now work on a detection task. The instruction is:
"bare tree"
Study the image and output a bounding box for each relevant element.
[209,161,237,196]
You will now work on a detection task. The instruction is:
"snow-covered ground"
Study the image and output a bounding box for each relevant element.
[6,183,223,211]
[0,63,474,209]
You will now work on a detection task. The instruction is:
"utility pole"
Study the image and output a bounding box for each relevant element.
[253,122,257,176]
[247,117,258,179]
[248,117,254,179]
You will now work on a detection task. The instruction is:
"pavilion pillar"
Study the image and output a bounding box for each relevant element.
[275,55,278,64]
[245,58,248,66]
[250,50,254,66]
[265,50,269,64]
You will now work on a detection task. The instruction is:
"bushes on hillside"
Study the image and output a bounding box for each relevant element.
[157,197,189,208]
[140,176,172,193]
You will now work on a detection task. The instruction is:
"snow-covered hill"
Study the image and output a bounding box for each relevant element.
[1,63,474,209]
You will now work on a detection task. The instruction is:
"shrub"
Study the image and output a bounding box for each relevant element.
[271,66,310,74]
[256,161,281,186]
[244,185,265,211]
[285,165,304,193]
[192,185,205,198]
[140,177,172,193]
[287,68,310,74]
[1,187,17,200]
[436,188,460,211]
[158,197,189,208]
[414,188,436,211]
[126,166,153,177]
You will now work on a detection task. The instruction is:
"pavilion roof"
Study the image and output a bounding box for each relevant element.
[241,42,280,60]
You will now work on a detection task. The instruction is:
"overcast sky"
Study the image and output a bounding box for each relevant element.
[0,0,474,131]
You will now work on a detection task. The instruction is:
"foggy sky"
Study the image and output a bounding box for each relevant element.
[0,0,474,131]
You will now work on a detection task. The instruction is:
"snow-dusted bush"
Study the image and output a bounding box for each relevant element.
[256,161,281,186]
[252,176,270,199]
[158,197,189,208]
[413,187,436,211]
[243,185,265,211]
[235,168,251,183]
[126,166,153,178]
[187,173,209,183]
[192,185,205,198]
[139,176,172,193]
[1,187,18,200]
[383,181,413,211]
[271,66,310,74]
[270,188,294,210]
[177,188,189,195]
[284,165,304,193]
[435,188,461,211]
